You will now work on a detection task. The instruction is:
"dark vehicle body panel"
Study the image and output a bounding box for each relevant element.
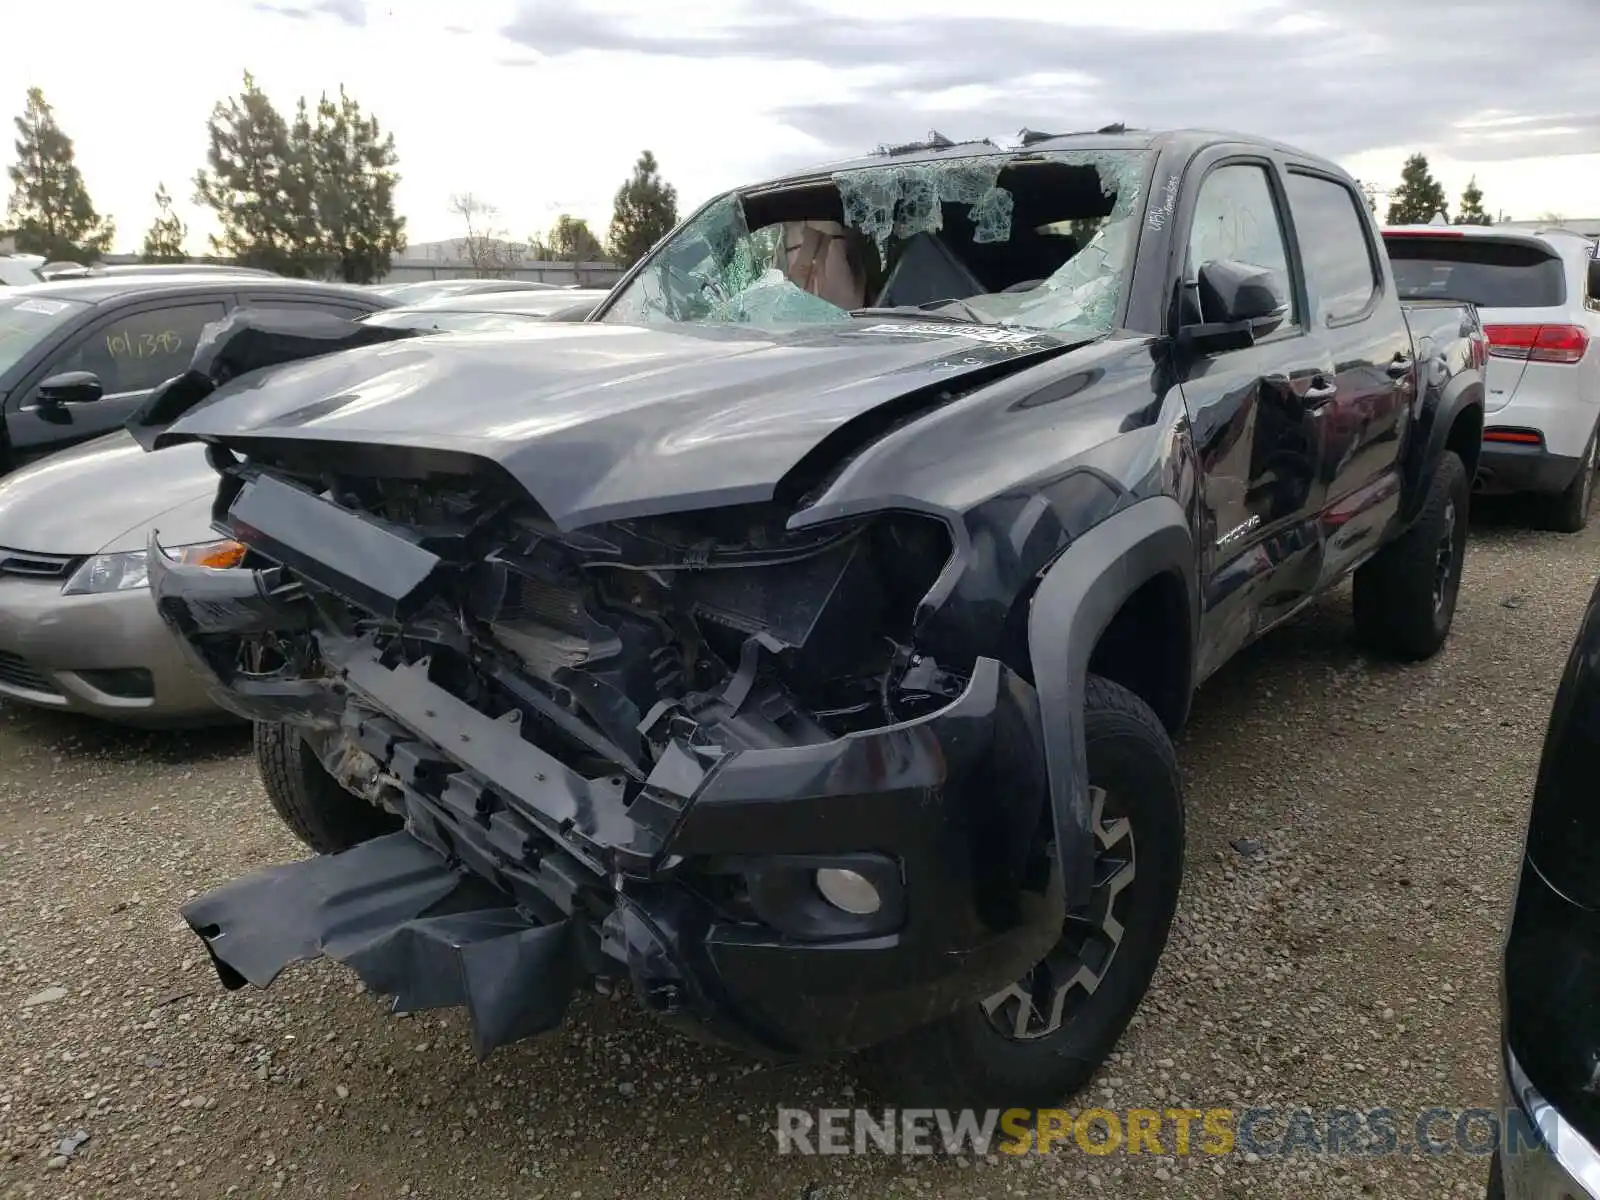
[138,128,1486,1060]
[0,277,391,475]
[1497,569,1600,1195]
[152,319,1080,530]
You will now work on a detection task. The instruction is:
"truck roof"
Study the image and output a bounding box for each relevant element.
[748,126,1353,190]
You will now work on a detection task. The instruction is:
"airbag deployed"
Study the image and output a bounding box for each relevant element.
[180,831,585,1056]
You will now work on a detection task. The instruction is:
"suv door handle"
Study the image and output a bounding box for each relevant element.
[1302,380,1338,407]
[1387,357,1415,379]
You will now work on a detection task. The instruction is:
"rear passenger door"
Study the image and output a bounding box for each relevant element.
[1175,154,1334,679]
[6,295,230,463]
[1281,168,1413,580]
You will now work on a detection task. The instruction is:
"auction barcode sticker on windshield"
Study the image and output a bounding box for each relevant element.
[14,298,70,316]
[858,323,1046,346]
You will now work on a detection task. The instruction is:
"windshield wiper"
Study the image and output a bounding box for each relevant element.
[849,301,986,325]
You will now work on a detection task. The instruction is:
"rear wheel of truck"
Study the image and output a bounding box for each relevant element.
[857,674,1185,1109]
[1351,449,1469,662]
[255,722,401,854]
[1542,423,1599,534]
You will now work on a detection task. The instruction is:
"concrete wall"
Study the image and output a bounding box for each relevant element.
[95,250,628,289]
[378,259,625,288]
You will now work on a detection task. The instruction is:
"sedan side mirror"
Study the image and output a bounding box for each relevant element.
[37,371,104,405]
[1180,260,1290,354]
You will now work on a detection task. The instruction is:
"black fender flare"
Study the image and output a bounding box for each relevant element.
[1401,372,1485,527]
[1026,495,1197,910]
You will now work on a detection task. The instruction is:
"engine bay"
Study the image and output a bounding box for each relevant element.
[214,459,967,794]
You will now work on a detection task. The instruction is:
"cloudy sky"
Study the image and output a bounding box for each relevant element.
[8,0,1600,256]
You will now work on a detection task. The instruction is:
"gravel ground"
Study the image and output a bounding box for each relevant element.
[0,499,1590,1200]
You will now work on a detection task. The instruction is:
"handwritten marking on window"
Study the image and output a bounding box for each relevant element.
[1147,174,1181,231]
[104,329,184,360]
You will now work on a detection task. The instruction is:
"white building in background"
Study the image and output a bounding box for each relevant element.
[1496,218,1600,239]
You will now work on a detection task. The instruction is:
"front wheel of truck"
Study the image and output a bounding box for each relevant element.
[857,674,1185,1109]
[1351,449,1469,662]
[255,722,402,854]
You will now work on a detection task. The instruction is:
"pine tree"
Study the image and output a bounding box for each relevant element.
[608,150,679,268]
[194,72,305,274]
[140,183,188,261]
[1386,154,1449,226]
[5,87,115,262]
[1453,177,1492,226]
[291,87,406,283]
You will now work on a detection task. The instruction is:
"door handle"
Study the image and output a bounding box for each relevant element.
[1387,357,1414,379]
[1302,380,1338,407]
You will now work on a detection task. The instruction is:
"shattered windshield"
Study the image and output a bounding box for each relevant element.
[602,148,1153,337]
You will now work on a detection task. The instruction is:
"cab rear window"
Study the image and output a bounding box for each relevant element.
[1384,235,1566,308]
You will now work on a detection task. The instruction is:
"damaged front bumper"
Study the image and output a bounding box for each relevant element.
[156,543,1063,1059]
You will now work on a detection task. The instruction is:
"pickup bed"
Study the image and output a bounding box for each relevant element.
[134,126,1486,1107]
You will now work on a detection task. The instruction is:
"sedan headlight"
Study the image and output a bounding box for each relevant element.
[62,539,246,596]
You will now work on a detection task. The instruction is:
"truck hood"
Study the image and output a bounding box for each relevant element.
[158,319,1080,529]
[0,432,218,556]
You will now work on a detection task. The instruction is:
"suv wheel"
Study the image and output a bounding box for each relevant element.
[1543,425,1599,534]
[1352,449,1469,661]
[255,722,401,854]
[857,674,1184,1108]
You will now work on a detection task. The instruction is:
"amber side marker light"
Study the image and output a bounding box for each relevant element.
[186,540,248,569]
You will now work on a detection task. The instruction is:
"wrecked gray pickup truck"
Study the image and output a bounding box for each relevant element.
[132,126,1485,1107]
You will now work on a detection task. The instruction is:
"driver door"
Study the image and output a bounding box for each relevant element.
[5,297,228,466]
[1176,156,1338,680]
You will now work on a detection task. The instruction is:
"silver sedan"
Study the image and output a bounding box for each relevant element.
[0,290,613,726]
[0,434,234,725]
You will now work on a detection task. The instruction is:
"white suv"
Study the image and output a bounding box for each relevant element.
[0,254,45,287]
[1385,225,1600,530]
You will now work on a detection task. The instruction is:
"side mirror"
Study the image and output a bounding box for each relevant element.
[36,371,104,405]
[1180,260,1290,354]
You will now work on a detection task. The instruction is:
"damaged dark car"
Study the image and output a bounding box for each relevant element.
[132,127,1488,1106]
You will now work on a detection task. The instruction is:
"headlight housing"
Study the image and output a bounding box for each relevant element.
[62,539,246,596]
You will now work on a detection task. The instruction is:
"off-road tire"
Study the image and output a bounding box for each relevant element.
[1542,423,1598,534]
[1352,449,1469,662]
[255,722,401,854]
[856,674,1185,1109]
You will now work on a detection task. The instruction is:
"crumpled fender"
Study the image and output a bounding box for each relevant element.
[1400,368,1484,528]
[1026,495,1195,909]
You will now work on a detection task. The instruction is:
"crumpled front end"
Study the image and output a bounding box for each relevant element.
[156,456,1063,1058]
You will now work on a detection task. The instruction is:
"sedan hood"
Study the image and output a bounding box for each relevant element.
[0,432,219,556]
[160,319,1079,529]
